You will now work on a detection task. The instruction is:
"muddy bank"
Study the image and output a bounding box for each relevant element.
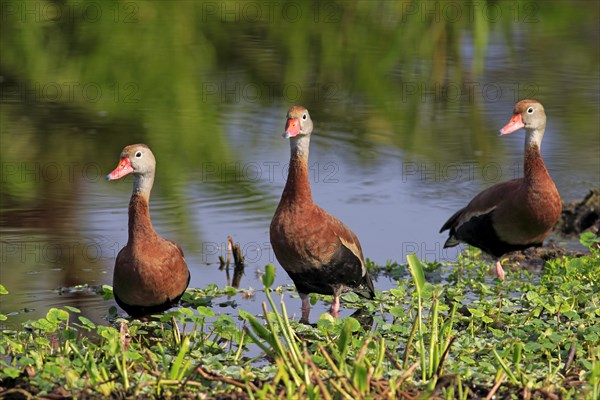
[504,241,587,267]
[554,188,600,236]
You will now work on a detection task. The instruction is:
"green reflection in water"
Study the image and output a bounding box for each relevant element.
[1,0,598,212]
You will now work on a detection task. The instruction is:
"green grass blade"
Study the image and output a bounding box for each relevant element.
[407,254,425,298]
[168,336,190,380]
[492,348,519,384]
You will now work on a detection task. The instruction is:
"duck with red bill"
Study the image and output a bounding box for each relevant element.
[105,144,190,318]
[440,99,561,280]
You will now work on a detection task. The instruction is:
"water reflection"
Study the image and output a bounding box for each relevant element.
[1,1,598,323]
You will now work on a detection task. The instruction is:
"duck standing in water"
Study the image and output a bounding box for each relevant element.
[106,144,190,317]
[440,100,561,279]
[270,106,375,321]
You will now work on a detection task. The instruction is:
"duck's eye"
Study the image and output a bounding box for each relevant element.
[135,151,143,158]
[527,107,534,114]
[302,113,307,120]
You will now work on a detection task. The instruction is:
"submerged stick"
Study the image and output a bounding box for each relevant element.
[228,236,245,288]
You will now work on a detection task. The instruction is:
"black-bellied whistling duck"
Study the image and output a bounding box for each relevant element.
[106,144,190,317]
[440,100,562,279]
[270,106,375,321]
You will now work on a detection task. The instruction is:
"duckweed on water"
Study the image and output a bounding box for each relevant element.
[1,234,599,399]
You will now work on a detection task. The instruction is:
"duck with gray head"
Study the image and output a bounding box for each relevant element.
[106,144,190,318]
[270,106,375,322]
[440,100,562,279]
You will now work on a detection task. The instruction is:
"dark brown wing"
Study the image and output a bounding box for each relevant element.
[113,237,190,317]
[440,179,525,257]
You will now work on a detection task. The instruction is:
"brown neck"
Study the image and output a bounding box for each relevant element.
[281,151,313,206]
[523,144,550,186]
[128,194,157,244]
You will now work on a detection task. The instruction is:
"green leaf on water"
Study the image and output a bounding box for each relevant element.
[2,366,20,379]
[459,355,476,365]
[125,350,143,362]
[343,317,360,332]
[489,327,504,338]
[179,307,194,317]
[197,306,216,318]
[526,291,541,303]
[580,231,600,249]
[33,318,57,333]
[46,308,69,323]
[0,284,8,295]
[389,306,405,318]
[468,308,484,318]
[389,288,406,299]
[317,314,337,333]
[225,286,238,296]
[78,316,96,329]
[18,357,35,366]
[563,311,580,320]
[523,342,542,353]
[543,341,556,350]
[100,285,114,300]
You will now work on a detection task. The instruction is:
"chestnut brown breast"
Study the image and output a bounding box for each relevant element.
[113,195,190,317]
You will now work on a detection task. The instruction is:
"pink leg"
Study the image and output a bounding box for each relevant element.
[300,293,310,323]
[495,260,506,280]
[330,295,341,318]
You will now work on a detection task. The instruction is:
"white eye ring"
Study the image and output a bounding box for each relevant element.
[302,113,307,120]
[135,151,143,158]
[527,107,534,114]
